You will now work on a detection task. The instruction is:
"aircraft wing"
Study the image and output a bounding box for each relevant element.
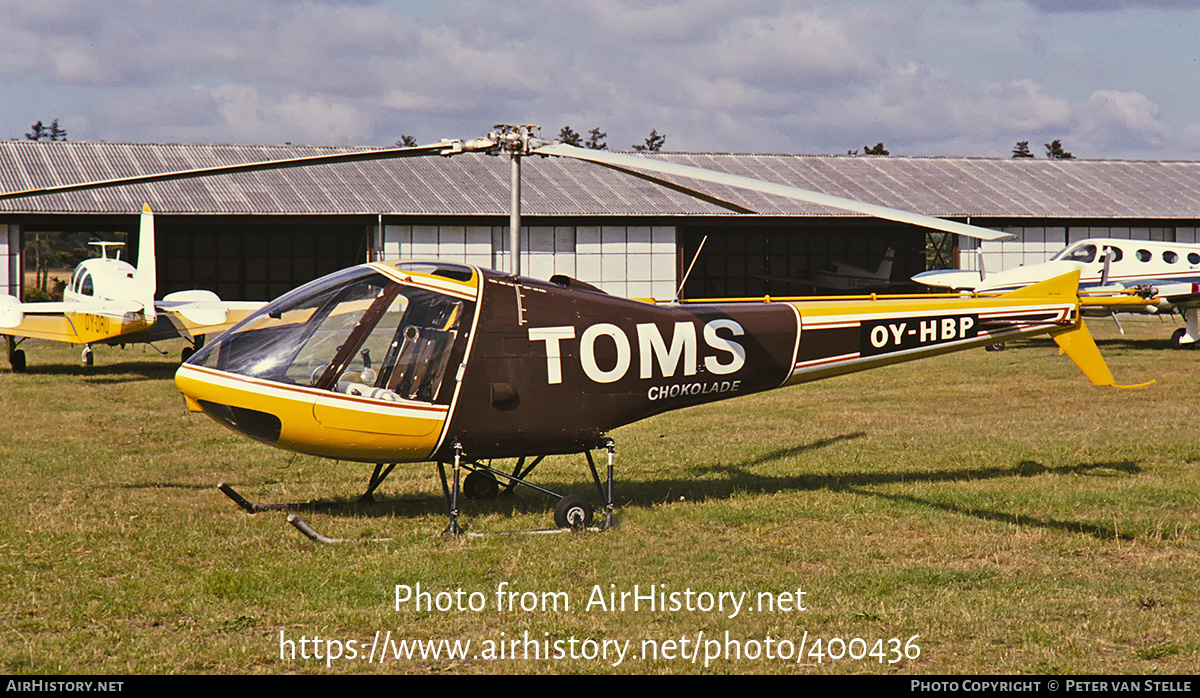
[0,298,87,342]
[0,292,263,345]
[155,292,265,340]
[1,295,156,344]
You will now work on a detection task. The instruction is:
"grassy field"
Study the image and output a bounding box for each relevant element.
[1,317,1197,674]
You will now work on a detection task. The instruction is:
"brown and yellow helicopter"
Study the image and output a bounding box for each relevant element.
[0,128,1151,538]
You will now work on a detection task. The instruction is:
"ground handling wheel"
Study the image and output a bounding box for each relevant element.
[554,494,594,530]
[463,470,500,500]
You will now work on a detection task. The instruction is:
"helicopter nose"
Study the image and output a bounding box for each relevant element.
[194,400,283,445]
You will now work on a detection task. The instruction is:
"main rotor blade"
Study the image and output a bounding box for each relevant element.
[534,143,1016,241]
[569,161,757,214]
[0,142,461,202]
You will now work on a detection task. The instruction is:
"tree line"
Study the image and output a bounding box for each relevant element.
[855,139,1075,159]
[19,115,1078,159]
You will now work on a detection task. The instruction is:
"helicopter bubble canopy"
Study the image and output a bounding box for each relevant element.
[187,263,476,405]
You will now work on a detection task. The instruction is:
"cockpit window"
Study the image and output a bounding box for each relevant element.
[190,266,470,404]
[1101,246,1123,263]
[80,272,94,296]
[1054,243,1097,263]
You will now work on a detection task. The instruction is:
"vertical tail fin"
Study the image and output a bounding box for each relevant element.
[136,204,157,323]
[1002,272,1153,389]
[875,247,895,280]
[1051,320,1152,388]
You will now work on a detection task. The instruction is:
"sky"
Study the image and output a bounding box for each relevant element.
[1,0,1198,160]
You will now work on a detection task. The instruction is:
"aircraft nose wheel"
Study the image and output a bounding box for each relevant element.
[555,494,594,529]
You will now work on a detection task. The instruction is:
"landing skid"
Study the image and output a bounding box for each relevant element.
[215,439,619,542]
[286,513,598,544]
[217,481,294,513]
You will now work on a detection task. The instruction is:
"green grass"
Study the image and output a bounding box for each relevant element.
[1,318,1197,674]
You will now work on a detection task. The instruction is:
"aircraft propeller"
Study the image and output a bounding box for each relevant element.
[1098,245,1126,334]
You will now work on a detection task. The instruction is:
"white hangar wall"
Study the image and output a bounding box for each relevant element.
[958,225,1200,271]
[1,225,18,297]
[379,223,678,299]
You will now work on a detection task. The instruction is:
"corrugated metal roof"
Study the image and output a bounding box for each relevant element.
[3,140,1200,220]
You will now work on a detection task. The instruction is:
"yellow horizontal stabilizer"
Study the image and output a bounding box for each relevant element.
[1051,320,1154,389]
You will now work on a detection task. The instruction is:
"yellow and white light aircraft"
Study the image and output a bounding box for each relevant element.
[913,238,1200,348]
[1,205,262,371]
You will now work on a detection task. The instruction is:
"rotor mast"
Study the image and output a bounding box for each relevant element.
[487,124,542,276]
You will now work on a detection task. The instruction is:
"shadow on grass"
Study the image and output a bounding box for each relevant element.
[687,432,868,476]
[192,430,1141,542]
[195,434,876,525]
[625,453,1141,542]
[851,487,1137,541]
[1094,335,1193,352]
[20,361,179,382]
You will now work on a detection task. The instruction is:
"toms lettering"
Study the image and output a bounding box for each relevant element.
[529,320,746,385]
[860,315,978,357]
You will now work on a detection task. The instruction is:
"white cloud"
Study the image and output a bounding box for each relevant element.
[2,0,1200,159]
[706,10,884,89]
[1072,90,1169,155]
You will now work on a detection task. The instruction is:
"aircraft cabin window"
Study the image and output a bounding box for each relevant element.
[1189,253,1200,265]
[1102,246,1123,263]
[1163,250,1179,264]
[1136,249,1152,262]
[1062,244,1097,263]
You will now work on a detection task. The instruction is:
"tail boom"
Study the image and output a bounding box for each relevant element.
[778,272,1146,388]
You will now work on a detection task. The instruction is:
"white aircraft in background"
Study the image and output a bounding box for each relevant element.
[913,238,1200,348]
[808,247,895,291]
[1,205,263,372]
[759,247,896,292]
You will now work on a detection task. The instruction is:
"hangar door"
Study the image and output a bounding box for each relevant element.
[158,217,370,301]
[677,223,926,299]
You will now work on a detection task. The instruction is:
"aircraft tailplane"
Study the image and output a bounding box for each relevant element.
[1002,272,1153,389]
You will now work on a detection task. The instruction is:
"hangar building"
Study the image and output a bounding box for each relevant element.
[3,140,1200,302]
